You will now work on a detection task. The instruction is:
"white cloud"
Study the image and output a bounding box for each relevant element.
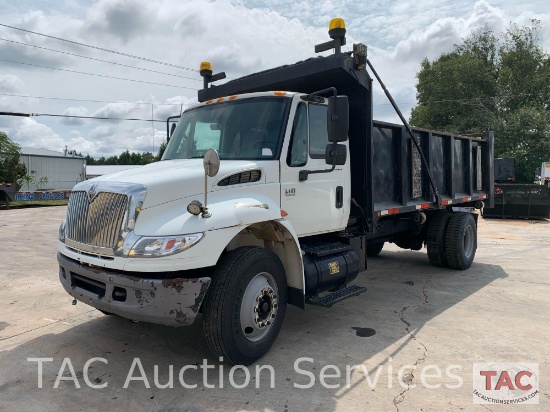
[93,101,143,120]
[10,117,65,149]
[0,74,26,94]
[0,0,547,155]
[61,106,89,125]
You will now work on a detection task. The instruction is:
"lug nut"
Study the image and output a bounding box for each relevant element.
[273,303,278,308]
[266,320,271,326]
[254,307,259,313]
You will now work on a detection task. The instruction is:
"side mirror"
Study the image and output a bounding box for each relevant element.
[325,143,347,166]
[166,115,181,142]
[327,95,349,142]
[203,148,220,177]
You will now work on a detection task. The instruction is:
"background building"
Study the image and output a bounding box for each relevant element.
[19,148,86,191]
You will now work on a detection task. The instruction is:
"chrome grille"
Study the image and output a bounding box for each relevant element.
[66,191,129,248]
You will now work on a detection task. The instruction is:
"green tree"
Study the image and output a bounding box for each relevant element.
[85,154,96,165]
[105,155,119,165]
[411,26,499,133]
[0,131,27,186]
[85,150,160,166]
[155,140,167,161]
[140,152,155,164]
[410,21,550,182]
[118,150,132,165]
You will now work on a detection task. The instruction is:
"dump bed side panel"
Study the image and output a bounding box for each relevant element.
[365,121,494,217]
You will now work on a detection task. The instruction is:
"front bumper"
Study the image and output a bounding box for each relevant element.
[57,252,211,326]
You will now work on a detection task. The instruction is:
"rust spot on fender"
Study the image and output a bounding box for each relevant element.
[188,282,210,313]
[173,306,188,324]
[162,278,190,293]
[135,289,144,305]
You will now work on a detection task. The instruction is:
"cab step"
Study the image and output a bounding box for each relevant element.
[306,284,367,308]
[301,242,352,258]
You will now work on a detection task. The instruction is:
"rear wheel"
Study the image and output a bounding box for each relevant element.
[366,241,384,257]
[445,213,477,270]
[426,212,452,267]
[202,246,287,365]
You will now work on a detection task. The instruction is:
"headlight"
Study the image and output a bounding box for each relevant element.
[59,220,66,242]
[129,233,204,257]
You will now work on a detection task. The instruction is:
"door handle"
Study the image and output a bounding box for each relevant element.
[336,186,343,208]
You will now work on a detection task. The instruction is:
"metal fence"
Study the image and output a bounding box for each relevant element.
[482,183,550,219]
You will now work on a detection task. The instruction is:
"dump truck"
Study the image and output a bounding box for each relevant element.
[57,19,494,365]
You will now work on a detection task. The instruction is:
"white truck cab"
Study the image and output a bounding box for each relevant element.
[58,90,353,364]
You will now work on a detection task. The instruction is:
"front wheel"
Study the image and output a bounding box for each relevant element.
[202,247,287,365]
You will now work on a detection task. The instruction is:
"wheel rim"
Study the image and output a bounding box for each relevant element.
[463,225,475,259]
[240,272,278,342]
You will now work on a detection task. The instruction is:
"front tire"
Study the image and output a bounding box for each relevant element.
[202,247,287,365]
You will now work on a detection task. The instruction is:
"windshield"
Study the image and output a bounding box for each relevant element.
[163,97,290,161]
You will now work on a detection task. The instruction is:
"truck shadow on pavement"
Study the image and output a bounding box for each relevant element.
[0,249,508,412]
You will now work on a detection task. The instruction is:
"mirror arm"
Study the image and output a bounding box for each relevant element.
[302,87,337,102]
[299,161,336,182]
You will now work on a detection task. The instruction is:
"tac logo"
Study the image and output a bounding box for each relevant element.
[473,363,539,404]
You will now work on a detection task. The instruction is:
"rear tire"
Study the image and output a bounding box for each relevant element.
[202,246,287,365]
[426,212,452,267]
[445,213,477,270]
[366,241,384,257]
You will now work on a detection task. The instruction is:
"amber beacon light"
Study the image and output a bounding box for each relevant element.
[315,18,347,54]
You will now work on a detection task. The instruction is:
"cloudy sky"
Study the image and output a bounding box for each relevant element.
[0,0,548,157]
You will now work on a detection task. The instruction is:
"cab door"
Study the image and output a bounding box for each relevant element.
[280,100,349,237]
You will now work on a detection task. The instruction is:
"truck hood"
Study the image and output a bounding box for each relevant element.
[91,159,270,209]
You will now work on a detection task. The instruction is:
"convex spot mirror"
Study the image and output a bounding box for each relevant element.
[203,148,220,177]
[327,95,349,142]
[325,144,347,166]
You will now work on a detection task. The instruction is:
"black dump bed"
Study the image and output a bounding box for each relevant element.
[199,53,494,226]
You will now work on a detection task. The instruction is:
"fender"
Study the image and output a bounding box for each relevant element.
[133,194,306,307]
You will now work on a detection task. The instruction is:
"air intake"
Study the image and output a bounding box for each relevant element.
[218,170,261,186]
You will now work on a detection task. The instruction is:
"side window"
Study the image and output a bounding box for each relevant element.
[308,104,328,158]
[287,103,308,167]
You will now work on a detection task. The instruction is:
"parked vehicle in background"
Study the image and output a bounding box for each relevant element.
[539,162,550,187]
[483,159,550,219]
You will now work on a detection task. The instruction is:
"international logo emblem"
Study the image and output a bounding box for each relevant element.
[87,184,98,202]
